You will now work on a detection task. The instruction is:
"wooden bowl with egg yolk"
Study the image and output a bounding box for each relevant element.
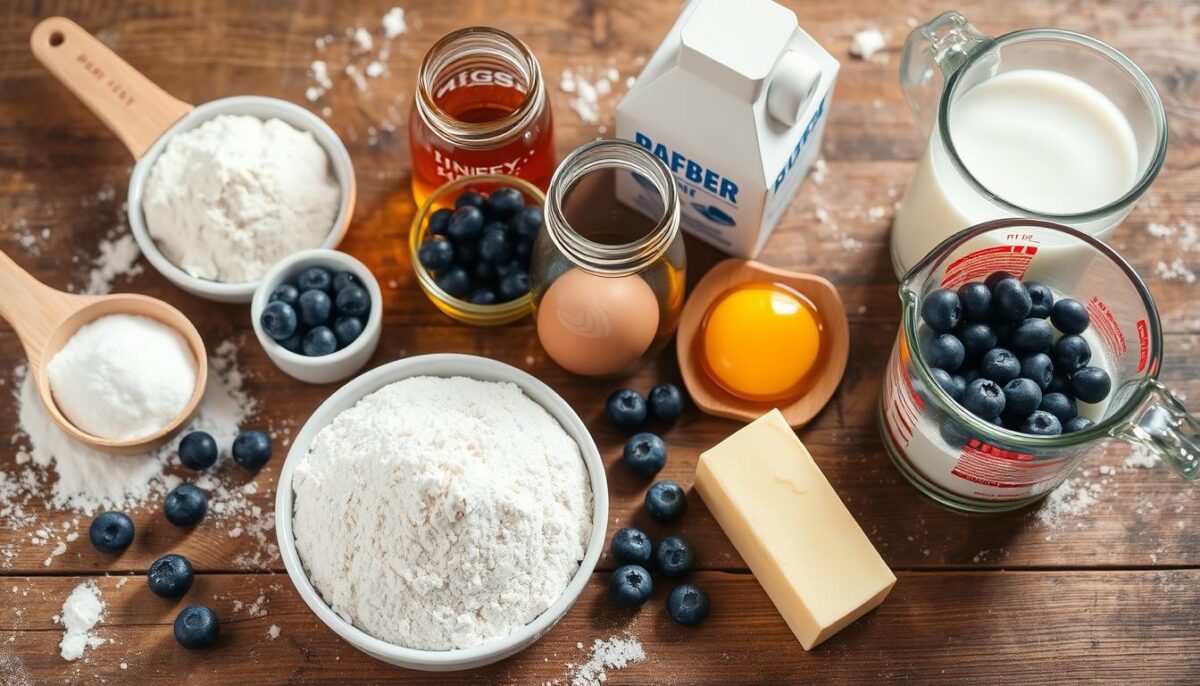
[676,259,849,427]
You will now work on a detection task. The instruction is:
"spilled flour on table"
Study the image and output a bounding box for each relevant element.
[558,61,638,132]
[550,634,646,686]
[55,581,104,662]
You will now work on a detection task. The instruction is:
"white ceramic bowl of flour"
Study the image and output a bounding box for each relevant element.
[275,354,608,671]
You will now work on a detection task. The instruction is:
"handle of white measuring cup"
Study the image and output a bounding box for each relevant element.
[899,12,993,139]
[1119,380,1200,479]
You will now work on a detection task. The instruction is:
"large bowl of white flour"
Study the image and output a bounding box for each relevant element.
[277,354,607,671]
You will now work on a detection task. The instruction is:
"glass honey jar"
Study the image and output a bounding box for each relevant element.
[409,27,556,205]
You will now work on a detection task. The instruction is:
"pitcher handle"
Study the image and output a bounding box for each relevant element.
[1119,380,1200,479]
[899,11,994,139]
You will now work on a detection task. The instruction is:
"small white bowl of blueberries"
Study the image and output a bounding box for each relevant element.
[251,249,382,384]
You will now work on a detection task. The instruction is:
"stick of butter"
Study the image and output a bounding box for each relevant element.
[695,409,895,650]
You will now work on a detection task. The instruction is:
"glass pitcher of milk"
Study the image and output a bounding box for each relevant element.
[890,12,1167,278]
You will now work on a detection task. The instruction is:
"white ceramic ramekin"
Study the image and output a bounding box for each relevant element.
[250,249,381,385]
[275,354,609,671]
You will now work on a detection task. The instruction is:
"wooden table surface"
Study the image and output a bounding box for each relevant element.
[1,1,1198,684]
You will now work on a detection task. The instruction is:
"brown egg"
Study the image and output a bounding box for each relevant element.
[536,269,660,376]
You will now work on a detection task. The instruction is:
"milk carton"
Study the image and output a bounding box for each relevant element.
[616,0,839,258]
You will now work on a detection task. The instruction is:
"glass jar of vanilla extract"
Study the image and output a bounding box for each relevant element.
[409,27,556,204]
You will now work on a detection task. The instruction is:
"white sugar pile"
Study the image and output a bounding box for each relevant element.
[567,635,646,686]
[56,581,104,661]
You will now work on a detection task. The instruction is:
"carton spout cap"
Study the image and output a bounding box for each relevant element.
[767,51,822,126]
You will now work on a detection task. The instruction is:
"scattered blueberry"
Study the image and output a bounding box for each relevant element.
[333,316,364,347]
[609,564,653,608]
[269,283,299,306]
[436,266,472,298]
[1019,410,1063,436]
[606,389,648,428]
[447,205,485,243]
[1051,298,1090,335]
[178,431,218,471]
[259,301,298,341]
[418,236,454,271]
[474,260,497,283]
[667,583,710,627]
[921,333,965,371]
[297,266,333,293]
[297,289,332,327]
[302,326,338,356]
[163,484,207,527]
[645,481,688,522]
[453,240,478,265]
[498,271,530,300]
[332,271,360,293]
[232,430,272,470]
[1071,366,1112,404]
[610,528,652,566]
[1019,353,1054,390]
[654,536,695,578]
[148,553,194,598]
[1012,318,1053,353]
[513,206,544,240]
[959,322,997,359]
[920,289,961,333]
[957,282,992,322]
[1047,373,1072,396]
[486,187,525,219]
[929,368,964,400]
[174,606,220,649]
[648,383,685,422]
[468,288,498,305]
[478,227,512,263]
[1002,378,1042,418]
[623,433,667,478]
[427,207,453,235]
[1064,416,1095,433]
[961,379,1006,420]
[1039,392,1077,423]
[1025,282,1054,319]
[88,511,134,554]
[991,277,1032,323]
[1052,335,1091,372]
[455,191,486,210]
[335,285,370,317]
[981,348,1020,384]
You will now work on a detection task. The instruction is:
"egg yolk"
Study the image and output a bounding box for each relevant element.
[700,283,822,401]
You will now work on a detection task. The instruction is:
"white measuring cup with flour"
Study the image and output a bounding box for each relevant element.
[30,17,357,303]
[0,249,208,455]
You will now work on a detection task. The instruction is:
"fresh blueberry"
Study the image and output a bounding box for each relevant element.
[920,333,965,371]
[623,432,667,478]
[920,288,961,333]
[1051,298,1090,335]
[929,368,965,400]
[1025,282,1055,319]
[269,283,299,306]
[259,301,298,341]
[332,271,360,293]
[297,266,333,293]
[232,430,272,470]
[1019,410,1063,436]
[959,322,997,359]
[1012,318,1053,353]
[513,206,544,240]
[648,382,685,422]
[609,564,653,608]
[939,417,971,447]
[957,282,992,322]
[297,289,332,327]
[427,207,453,235]
[645,481,688,522]
[1071,366,1112,404]
[486,187,525,219]
[960,378,1006,420]
[1064,416,1095,433]
[610,528,652,566]
[335,285,370,317]
[447,205,485,243]
[1019,352,1055,390]
[984,271,1016,290]
[468,288,498,305]
[667,583,710,627]
[174,606,220,649]
[1047,373,1072,396]
[455,191,486,210]
[498,271,530,301]
[991,277,1032,323]
[1052,335,1091,372]
[164,484,207,527]
[515,238,534,261]
[333,316,364,347]
[1039,392,1078,423]
[88,511,134,554]
[981,348,1021,384]
[418,236,454,271]
[302,326,338,356]
[478,227,512,264]
[474,260,498,283]
[148,553,194,598]
[453,240,478,265]
[606,389,648,428]
[178,431,218,470]
[278,331,303,354]
[654,536,695,578]
[1002,378,1042,418]
[962,367,982,384]
[436,267,471,298]
[496,259,522,278]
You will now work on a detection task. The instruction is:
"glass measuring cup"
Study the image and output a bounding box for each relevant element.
[878,218,1198,513]
[889,11,1167,278]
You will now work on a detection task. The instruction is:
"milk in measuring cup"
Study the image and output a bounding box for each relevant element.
[616,0,839,258]
[892,70,1139,275]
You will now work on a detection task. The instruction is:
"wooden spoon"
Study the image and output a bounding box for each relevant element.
[0,250,207,455]
[676,259,849,428]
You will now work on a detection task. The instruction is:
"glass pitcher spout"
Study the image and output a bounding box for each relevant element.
[1121,380,1200,479]
[899,11,994,138]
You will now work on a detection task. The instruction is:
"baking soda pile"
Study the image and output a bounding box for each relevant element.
[56,581,104,662]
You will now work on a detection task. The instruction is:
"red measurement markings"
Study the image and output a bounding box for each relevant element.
[951,439,1068,489]
[1086,296,1126,358]
[941,245,1038,289]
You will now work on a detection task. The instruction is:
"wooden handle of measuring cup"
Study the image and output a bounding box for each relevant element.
[0,249,89,368]
[30,17,193,159]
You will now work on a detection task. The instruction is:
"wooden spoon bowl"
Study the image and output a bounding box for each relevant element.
[676,259,849,428]
[0,250,207,455]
